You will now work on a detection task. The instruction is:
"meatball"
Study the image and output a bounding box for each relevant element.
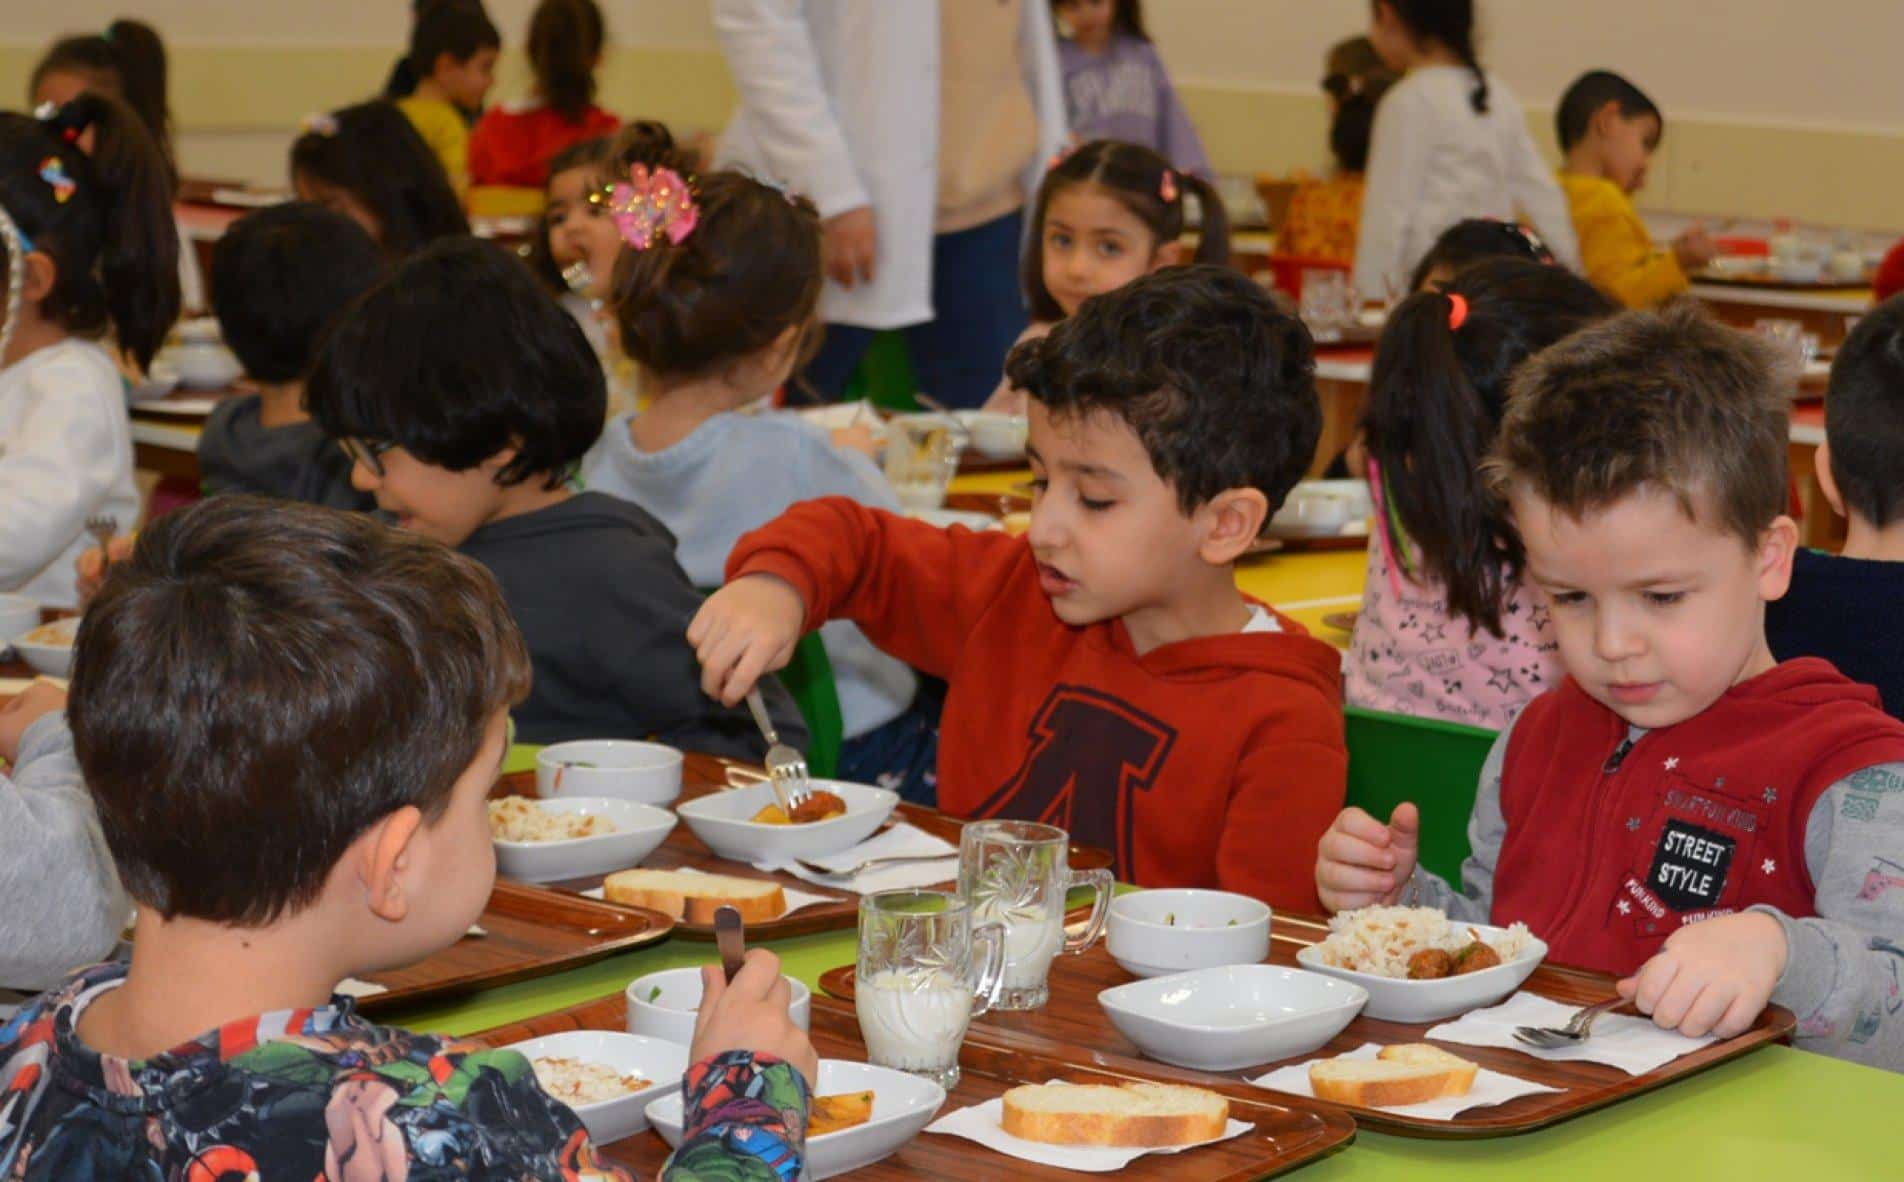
[1451,941,1503,975]
[1407,948,1454,979]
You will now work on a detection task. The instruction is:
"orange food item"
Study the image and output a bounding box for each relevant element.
[749,791,848,825]
[810,1090,874,1136]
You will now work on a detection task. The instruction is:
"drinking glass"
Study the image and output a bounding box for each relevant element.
[1301,269,1353,334]
[856,889,1006,1089]
[957,820,1114,1011]
[883,415,964,511]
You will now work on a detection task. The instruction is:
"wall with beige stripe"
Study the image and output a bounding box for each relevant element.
[2,0,1899,230]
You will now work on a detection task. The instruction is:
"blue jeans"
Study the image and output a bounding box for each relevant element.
[804,209,1028,409]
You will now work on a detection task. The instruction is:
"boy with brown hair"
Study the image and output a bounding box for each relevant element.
[1317,305,1904,1071]
[0,496,815,1177]
[691,265,1347,910]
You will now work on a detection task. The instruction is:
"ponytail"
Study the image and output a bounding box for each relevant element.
[1178,170,1230,267]
[0,95,178,368]
[529,0,605,123]
[103,20,173,175]
[1385,0,1487,113]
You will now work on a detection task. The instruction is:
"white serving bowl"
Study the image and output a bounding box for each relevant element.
[647,1059,943,1179]
[625,966,811,1046]
[1269,479,1374,538]
[13,616,78,678]
[504,1029,688,1143]
[175,316,223,344]
[491,797,676,884]
[1294,922,1548,1023]
[0,595,42,651]
[905,508,999,532]
[537,740,684,806]
[1106,889,1272,979]
[954,410,1028,459]
[1098,963,1367,1071]
[169,342,244,389]
[676,779,897,863]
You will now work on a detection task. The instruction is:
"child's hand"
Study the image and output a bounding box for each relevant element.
[75,534,135,605]
[687,574,807,706]
[0,681,68,764]
[1617,910,1787,1039]
[1672,225,1718,271]
[690,950,818,1086]
[830,423,879,457]
[1315,803,1421,913]
[823,205,878,290]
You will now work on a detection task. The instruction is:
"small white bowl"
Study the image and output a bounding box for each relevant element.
[504,1029,688,1143]
[1269,479,1374,538]
[954,410,1028,459]
[646,1059,943,1179]
[906,508,999,532]
[491,797,676,884]
[13,616,78,678]
[625,967,811,1046]
[1097,963,1367,1071]
[175,316,223,344]
[170,342,244,390]
[1106,889,1271,979]
[676,779,897,863]
[537,740,684,806]
[1294,922,1547,1023]
[0,595,42,650]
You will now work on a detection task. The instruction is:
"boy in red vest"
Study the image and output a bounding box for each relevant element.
[690,266,1346,910]
[1316,304,1904,1071]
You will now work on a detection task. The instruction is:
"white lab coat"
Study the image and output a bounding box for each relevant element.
[712,0,1068,330]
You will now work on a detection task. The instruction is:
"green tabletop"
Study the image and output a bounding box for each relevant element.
[384,924,1897,1181]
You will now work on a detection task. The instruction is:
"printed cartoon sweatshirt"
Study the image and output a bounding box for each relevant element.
[728,498,1347,909]
[1410,659,1904,1072]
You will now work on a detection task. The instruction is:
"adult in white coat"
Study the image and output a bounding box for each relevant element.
[712,0,1067,408]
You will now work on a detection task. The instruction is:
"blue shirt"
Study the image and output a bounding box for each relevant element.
[582,412,918,739]
[1766,547,1904,719]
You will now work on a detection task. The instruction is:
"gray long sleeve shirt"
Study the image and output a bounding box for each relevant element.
[0,713,128,992]
[1413,713,1904,1072]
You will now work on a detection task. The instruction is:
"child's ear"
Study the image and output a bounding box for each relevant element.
[481,445,520,482]
[1152,240,1185,270]
[19,251,56,303]
[1755,515,1801,603]
[1590,100,1624,142]
[1198,488,1270,565]
[1813,440,1847,520]
[358,806,425,923]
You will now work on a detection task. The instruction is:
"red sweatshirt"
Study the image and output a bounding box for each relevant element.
[727,499,1347,910]
[1492,659,1904,973]
[469,102,621,189]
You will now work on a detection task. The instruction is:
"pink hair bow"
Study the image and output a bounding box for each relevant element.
[609,164,699,251]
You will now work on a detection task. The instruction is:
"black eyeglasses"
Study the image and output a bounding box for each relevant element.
[337,437,396,477]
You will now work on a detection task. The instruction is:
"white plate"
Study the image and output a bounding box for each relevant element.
[537,740,683,806]
[625,967,811,1046]
[504,1030,688,1143]
[675,779,897,863]
[906,508,999,532]
[1098,963,1367,1071]
[1294,923,1547,1023]
[491,797,676,884]
[14,616,79,678]
[134,397,223,417]
[647,1059,945,1179]
[1106,889,1271,979]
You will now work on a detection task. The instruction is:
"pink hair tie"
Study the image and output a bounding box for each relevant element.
[1159,169,1179,203]
[608,164,699,251]
[1447,292,1470,331]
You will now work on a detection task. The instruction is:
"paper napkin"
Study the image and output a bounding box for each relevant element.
[1424,991,1716,1075]
[1251,1042,1562,1119]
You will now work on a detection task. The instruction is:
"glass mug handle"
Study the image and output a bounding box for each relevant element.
[968,920,1008,1018]
[1061,867,1115,954]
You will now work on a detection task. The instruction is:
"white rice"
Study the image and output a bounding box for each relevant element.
[487,796,618,843]
[1311,905,1532,978]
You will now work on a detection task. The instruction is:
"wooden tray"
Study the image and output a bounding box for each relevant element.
[1695,268,1873,292]
[494,755,1112,943]
[474,991,1355,1179]
[353,879,674,1015]
[818,913,1794,1138]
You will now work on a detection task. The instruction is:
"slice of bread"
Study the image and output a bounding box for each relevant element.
[1307,1043,1478,1107]
[602,868,786,924]
[1000,1081,1229,1148]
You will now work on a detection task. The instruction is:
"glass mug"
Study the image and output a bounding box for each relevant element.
[856,889,1006,1090]
[883,414,964,511]
[958,820,1115,1011]
[1300,268,1353,332]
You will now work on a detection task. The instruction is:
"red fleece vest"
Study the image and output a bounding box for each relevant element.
[1492,659,1904,975]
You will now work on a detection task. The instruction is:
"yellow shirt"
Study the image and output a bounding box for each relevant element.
[1557,171,1686,308]
[397,95,469,197]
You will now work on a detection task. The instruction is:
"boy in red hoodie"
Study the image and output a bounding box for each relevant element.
[1317,304,1904,1072]
[692,265,1345,909]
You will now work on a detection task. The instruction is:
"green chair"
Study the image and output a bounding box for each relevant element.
[778,631,845,780]
[1342,705,1499,884]
[842,330,921,414]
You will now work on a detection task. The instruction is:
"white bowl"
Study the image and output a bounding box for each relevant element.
[625,966,811,1046]
[0,595,42,649]
[906,508,999,532]
[1269,479,1374,538]
[491,797,676,884]
[504,1029,688,1143]
[1106,889,1272,979]
[676,779,897,863]
[129,359,182,403]
[1098,963,1367,1071]
[13,616,78,677]
[954,410,1028,459]
[1294,922,1547,1023]
[175,316,223,344]
[169,342,244,390]
[647,1059,943,1179]
[537,740,684,806]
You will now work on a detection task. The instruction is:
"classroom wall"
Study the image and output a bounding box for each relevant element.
[2,0,1899,230]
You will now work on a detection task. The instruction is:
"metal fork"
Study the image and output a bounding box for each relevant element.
[1513,998,1629,1049]
[744,687,812,817]
[84,514,118,555]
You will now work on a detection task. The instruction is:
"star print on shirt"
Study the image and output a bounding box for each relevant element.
[1616,899,1632,915]
[1665,757,1680,771]
[1421,622,1447,642]
[1528,603,1551,630]
[1762,858,1777,875]
[1763,787,1779,804]
[1625,816,1642,831]
[1486,666,1519,694]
